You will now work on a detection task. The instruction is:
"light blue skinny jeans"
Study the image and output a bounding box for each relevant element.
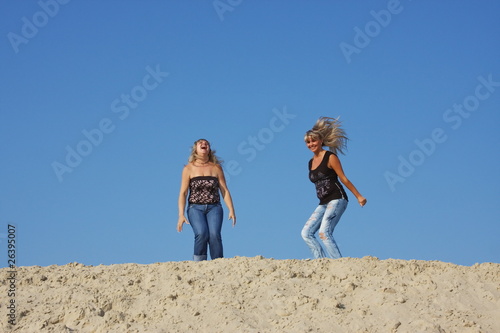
[301,199,348,259]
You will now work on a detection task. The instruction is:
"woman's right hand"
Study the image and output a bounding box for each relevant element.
[177,216,189,232]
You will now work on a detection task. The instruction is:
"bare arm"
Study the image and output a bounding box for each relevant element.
[216,165,236,226]
[177,166,190,232]
[328,154,367,207]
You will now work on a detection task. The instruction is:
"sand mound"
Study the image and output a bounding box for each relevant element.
[1,256,499,332]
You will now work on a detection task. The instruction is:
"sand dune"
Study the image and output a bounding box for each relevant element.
[1,256,499,332]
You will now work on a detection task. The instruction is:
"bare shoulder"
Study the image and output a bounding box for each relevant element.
[213,163,224,175]
[182,163,194,176]
[328,152,341,162]
[328,152,343,168]
[328,152,340,160]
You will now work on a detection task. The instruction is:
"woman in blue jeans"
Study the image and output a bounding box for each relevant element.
[177,139,236,261]
[302,117,367,259]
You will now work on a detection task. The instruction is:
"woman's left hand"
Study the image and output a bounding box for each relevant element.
[228,213,236,227]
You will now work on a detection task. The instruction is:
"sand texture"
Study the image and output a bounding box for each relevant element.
[1,256,499,332]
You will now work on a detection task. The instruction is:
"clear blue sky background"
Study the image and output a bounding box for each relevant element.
[1,1,499,268]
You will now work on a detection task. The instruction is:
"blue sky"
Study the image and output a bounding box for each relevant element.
[1,0,499,268]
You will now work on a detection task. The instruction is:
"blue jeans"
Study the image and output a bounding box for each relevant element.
[187,203,223,261]
[301,199,348,259]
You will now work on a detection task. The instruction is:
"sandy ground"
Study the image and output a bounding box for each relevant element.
[1,256,499,333]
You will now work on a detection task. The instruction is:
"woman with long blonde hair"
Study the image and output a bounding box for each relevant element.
[177,139,236,261]
[301,117,367,259]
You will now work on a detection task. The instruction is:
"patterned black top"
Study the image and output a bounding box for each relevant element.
[309,151,348,205]
[188,176,221,204]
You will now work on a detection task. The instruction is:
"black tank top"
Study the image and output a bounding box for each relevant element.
[188,176,221,204]
[309,151,348,204]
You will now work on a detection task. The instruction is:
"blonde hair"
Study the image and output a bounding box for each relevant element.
[188,139,223,165]
[304,117,348,155]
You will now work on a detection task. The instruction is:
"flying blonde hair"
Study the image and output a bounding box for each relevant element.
[304,117,348,155]
[188,139,223,165]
